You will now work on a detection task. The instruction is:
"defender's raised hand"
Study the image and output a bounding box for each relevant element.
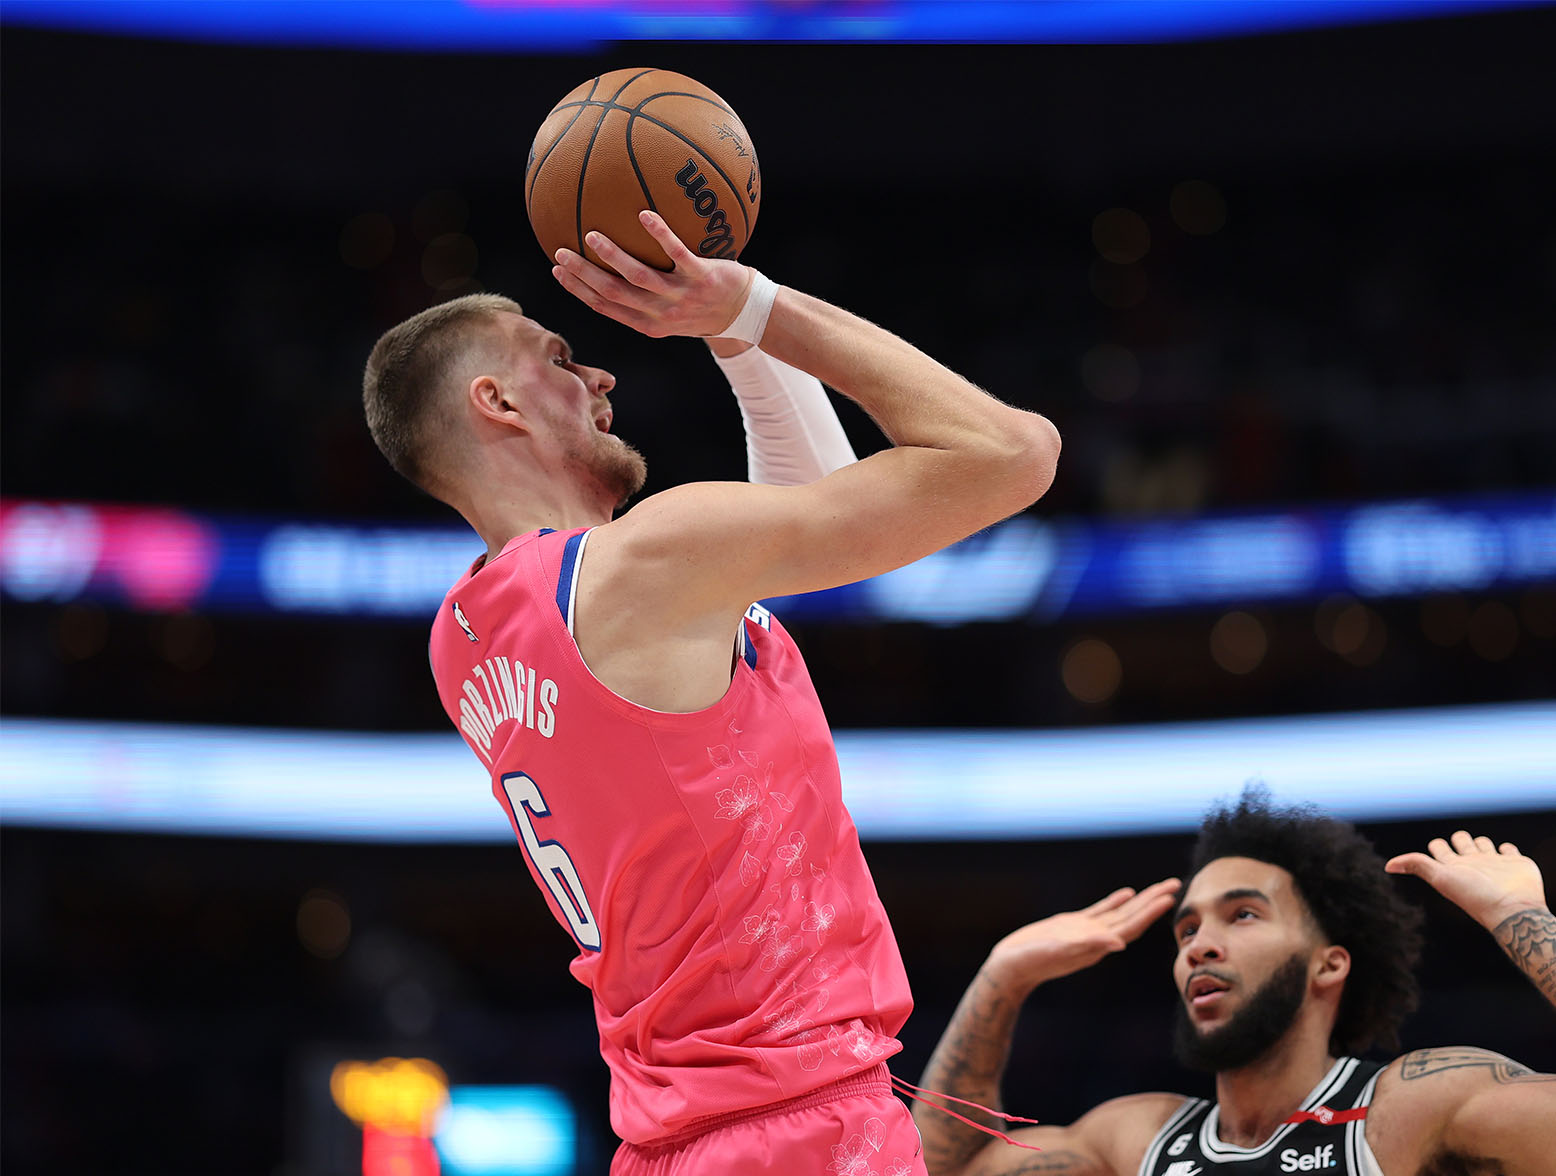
[983,878,1181,994]
[552,210,756,339]
[1385,830,1548,932]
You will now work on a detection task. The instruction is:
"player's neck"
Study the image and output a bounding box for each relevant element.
[1212,1023,1338,1147]
[456,479,612,564]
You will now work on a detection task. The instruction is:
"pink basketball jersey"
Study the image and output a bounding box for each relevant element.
[429,526,913,1145]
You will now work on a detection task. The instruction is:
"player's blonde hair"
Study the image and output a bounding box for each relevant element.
[362,293,523,494]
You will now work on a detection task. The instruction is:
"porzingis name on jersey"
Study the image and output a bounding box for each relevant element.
[458,655,558,761]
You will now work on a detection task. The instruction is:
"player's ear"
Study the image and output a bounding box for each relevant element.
[1313,943,1350,994]
[467,374,530,432]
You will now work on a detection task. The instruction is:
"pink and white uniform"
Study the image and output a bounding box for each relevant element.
[429,525,915,1152]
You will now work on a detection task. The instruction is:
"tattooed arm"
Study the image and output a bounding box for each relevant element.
[1370,1047,1556,1176]
[1374,832,1556,1174]
[1385,829,1556,1008]
[914,881,1182,1176]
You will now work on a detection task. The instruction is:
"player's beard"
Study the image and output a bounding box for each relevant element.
[579,429,647,511]
[1172,952,1309,1073]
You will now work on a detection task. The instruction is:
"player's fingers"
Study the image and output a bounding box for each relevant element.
[1113,890,1181,941]
[1385,851,1438,879]
[1081,887,1135,916]
[639,210,699,268]
[551,266,662,335]
[1473,834,1496,854]
[1427,837,1454,862]
[1108,878,1180,917]
[584,231,673,294]
[1500,841,1521,856]
[555,247,652,308]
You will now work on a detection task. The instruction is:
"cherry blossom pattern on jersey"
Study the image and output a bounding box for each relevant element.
[709,728,883,1067]
[825,1116,914,1176]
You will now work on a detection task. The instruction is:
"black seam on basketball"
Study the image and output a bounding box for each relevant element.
[623,117,660,222]
[541,80,753,242]
[623,111,751,237]
[528,74,601,214]
[575,105,616,258]
[633,91,736,118]
[608,68,658,102]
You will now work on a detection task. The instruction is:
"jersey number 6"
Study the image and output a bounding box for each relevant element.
[500,772,602,951]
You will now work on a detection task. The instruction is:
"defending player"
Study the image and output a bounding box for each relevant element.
[914,790,1556,1176]
[361,211,1060,1174]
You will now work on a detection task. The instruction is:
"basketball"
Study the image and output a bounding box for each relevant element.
[525,68,762,272]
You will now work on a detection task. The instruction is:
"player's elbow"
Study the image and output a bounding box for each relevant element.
[988,410,1061,512]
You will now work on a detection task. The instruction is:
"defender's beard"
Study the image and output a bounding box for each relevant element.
[1173,953,1309,1073]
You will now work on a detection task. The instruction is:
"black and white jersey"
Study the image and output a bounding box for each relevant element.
[1139,1057,1387,1176]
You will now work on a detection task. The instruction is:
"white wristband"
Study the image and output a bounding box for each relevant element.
[719,270,779,345]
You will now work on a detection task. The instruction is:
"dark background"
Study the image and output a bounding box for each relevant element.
[3,7,1555,1173]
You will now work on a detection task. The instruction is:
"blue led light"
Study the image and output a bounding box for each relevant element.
[0,0,1538,51]
[436,1086,576,1176]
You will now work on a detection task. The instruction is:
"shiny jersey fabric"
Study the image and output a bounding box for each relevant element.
[429,526,913,1146]
[1139,1057,1386,1176]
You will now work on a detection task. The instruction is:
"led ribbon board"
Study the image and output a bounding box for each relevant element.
[0,1,1536,50]
[3,493,1551,625]
[2,704,1551,841]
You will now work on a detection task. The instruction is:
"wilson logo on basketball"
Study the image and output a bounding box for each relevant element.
[674,158,736,258]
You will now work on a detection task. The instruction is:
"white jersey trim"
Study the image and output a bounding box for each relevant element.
[1136,1096,1206,1176]
[1346,1068,1385,1176]
[1198,1057,1358,1162]
[563,527,591,636]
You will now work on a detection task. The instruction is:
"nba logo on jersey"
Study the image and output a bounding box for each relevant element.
[453,601,479,643]
[1167,1134,1192,1157]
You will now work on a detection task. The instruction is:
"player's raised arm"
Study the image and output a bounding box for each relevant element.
[1376,830,1556,1175]
[913,882,1182,1176]
[551,212,1060,614]
[1385,829,1556,1008]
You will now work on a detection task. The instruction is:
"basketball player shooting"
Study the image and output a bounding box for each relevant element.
[361,210,1060,1174]
[913,789,1555,1176]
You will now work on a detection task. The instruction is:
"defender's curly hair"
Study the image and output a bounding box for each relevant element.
[1187,787,1424,1056]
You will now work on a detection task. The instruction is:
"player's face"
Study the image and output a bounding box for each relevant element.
[1171,857,1319,1041]
[503,313,646,508]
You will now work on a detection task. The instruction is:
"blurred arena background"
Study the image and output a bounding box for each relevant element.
[2,2,1554,1173]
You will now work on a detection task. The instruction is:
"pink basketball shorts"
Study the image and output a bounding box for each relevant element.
[610,1064,928,1176]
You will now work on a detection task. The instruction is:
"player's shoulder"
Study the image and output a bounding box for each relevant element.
[606,480,779,538]
[1372,1045,1550,1126]
[1073,1092,1196,1172]
[1370,1046,1556,1174]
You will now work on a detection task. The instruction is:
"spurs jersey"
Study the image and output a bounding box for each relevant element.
[1140,1057,1386,1176]
[429,526,913,1146]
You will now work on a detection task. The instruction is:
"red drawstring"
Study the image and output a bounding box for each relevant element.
[889,1073,1045,1153]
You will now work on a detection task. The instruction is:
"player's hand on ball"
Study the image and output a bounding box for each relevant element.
[552,211,754,340]
[982,878,1181,994]
[1386,830,1548,930]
